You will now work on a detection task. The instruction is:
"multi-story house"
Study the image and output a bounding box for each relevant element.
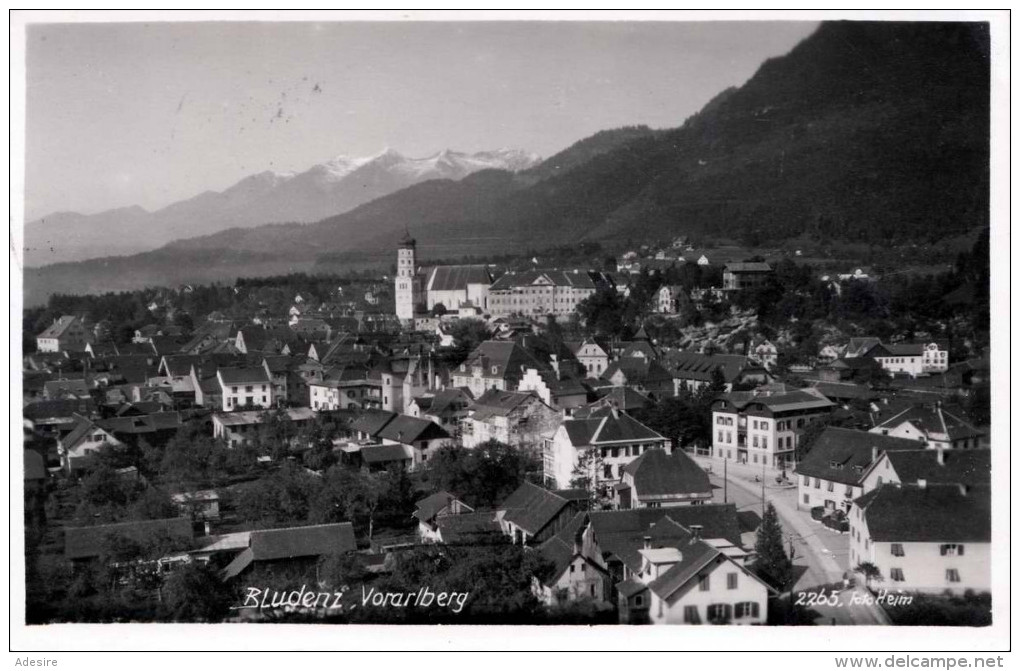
[600,358,675,401]
[794,428,919,512]
[212,407,316,448]
[711,388,834,468]
[869,403,985,450]
[722,262,773,291]
[486,269,612,318]
[657,285,688,314]
[217,367,274,412]
[849,482,990,594]
[567,339,610,377]
[517,365,589,412]
[461,389,560,449]
[859,448,990,494]
[662,351,771,394]
[450,340,545,398]
[36,315,90,353]
[864,341,950,377]
[543,407,669,490]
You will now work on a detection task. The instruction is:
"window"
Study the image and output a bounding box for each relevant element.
[890,544,905,557]
[698,575,710,591]
[245,385,253,393]
[727,573,738,589]
[803,494,810,505]
[802,475,809,485]
[940,544,964,556]
[634,594,644,607]
[890,568,904,582]
[683,606,700,624]
[827,481,834,492]
[814,478,821,489]
[946,569,960,583]
[232,386,238,393]
[735,601,760,619]
[603,465,612,480]
[718,431,724,443]
[707,604,732,624]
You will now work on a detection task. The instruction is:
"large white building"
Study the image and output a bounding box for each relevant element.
[486,270,611,318]
[216,367,274,412]
[711,388,835,468]
[849,482,990,594]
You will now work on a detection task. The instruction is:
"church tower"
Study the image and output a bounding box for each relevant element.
[395,232,422,322]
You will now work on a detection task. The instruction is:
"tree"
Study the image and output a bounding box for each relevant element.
[854,561,883,590]
[570,448,607,509]
[425,441,538,509]
[160,562,234,622]
[754,503,793,590]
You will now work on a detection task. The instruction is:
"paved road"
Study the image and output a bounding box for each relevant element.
[699,455,888,625]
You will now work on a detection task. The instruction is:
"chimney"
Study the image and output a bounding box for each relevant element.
[936,448,945,466]
[958,483,970,496]
[690,524,703,542]
[872,446,878,463]
[550,354,560,377]
[917,478,927,490]
[643,536,652,550]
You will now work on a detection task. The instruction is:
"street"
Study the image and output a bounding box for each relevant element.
[697,455,888,625]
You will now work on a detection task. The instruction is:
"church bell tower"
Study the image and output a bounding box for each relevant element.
[395,232,421,322]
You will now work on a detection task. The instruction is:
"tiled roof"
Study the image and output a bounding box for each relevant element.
[647,535,723,600]
[873,404,985,442]
[470,389,542,420]
[624,449,712,499]
[459,341,546,383]
[661,350,753,384]
[724,262,772,273]
[601,358,673,385]
[426,265,493,292]
[250,522,356,561]
[881,449,990,487]
[360,443,413,464]
[412,491,458,523]
[376,414,449,444]
[499,481,572,536]
[795,427,920,485]
[217,366,271,385]
[855,483,990,543]
[435,512,502,544]
[488,269,607,291]
[38,315,80,339]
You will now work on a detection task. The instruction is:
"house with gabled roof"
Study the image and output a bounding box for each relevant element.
[496,480,588,546]
[869,402,984,450]
[566,339,611,377]
[348,409,451,469]
[217,367,274,412]
[462,389,561,449]
[544,406,669,490]
[36,315,90,353]
[662,350,771,394]
[57,415,123,472]
[722,262,773,291]
[860,448,990,494]
[413,491,476,543]
[220,522,357,581]
[600,358,674,400]
[795,427,921,512]
[849,483,990,594]
[614,448,713,509]
[64,517,194,563]
[450,340,546,398]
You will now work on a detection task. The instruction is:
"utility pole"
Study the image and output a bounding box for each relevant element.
[723,458,728,504]
[761,458,766,515]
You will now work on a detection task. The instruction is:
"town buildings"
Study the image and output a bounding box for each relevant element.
[711,388,835,467]
[36,315,90,353]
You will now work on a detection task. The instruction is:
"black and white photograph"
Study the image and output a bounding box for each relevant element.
[9,9,1010,658]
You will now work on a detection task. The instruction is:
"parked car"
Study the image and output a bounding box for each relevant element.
[823,510,849,533]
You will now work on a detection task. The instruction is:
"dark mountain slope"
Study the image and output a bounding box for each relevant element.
[26,21,990,301]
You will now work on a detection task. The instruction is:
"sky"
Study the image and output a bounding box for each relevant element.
[24,20,818,220]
